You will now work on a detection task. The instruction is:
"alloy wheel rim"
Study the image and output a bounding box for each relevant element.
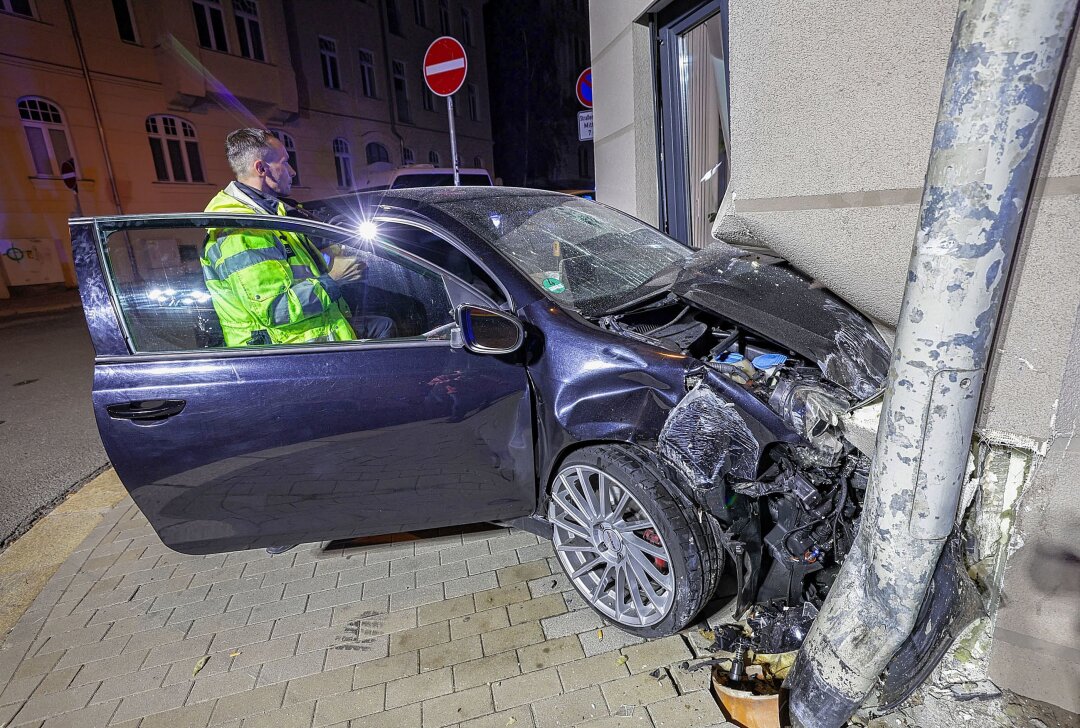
[548,465,674,627]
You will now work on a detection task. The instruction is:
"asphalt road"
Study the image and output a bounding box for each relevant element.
[0,308,108,546]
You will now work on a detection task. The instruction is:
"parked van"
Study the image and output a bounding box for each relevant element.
[353,164,493,191]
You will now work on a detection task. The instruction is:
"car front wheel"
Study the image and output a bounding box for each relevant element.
[547,445,723,638]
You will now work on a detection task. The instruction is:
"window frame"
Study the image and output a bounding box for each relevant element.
[0,0,35,19]
[333,137,353,188]
[366,142,391,165]
[428,150,440,167]
[392,60,412,123]
[437,0,449,35]
[192,0,229,52]
[111,0,139,43]
[460,7,472,45]
[402,147,415,165]
[467,84,478,121]
[413,0,426,27]
[146,114,205,184]
[17,97,75,178]
[319,36,342,90]
[233,0,266,61]
[358,48,378,98]
[88,212,510,361]
[422,85,435,112]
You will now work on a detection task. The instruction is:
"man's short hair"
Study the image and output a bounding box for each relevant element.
[225,128,277,177]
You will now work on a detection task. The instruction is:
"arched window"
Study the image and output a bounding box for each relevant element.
[333,138,353,188]
[472,156,483,169]
[428,151,440,167]
[270,130,300,185]
[17,97,75,177]
[365,142,390,165]
[146,115,204,183]
[402,147,414,165]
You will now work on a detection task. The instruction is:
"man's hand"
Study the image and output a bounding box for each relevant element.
[325,244,367,282]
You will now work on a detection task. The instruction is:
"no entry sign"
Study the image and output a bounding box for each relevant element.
[424,36,468,97]
[576,67,592,109]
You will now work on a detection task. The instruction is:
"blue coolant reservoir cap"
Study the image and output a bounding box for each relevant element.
[721,352,744,363]
[752,353,788,370]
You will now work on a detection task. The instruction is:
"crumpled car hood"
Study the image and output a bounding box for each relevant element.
[670,245,891,399]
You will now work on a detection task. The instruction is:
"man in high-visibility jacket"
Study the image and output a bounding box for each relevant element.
[203,128,391,347]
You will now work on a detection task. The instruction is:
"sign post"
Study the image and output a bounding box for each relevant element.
[575,67,593,143]
[423,37,468,186]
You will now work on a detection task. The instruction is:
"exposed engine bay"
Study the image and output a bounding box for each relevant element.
[599,298,876,628]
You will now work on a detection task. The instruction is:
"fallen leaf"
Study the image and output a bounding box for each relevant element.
[596,629,603,641]
[699,629,715,642]
[192,655,210,677]
[506,717,517,726]
[229,651,241,658]
[616,655,629,666]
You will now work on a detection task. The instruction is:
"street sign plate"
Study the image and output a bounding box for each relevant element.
[577,111,593,141]
[60,158,77,192]
[575,67,592,109]
[424,36,468,97]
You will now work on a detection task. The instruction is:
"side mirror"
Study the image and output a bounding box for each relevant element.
[455,305,524,355]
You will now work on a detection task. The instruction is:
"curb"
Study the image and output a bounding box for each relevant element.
[0,300,82,321]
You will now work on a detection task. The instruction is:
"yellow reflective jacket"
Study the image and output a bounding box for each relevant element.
[202,182,355,347]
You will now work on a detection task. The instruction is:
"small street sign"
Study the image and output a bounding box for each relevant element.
[60,158,77,192]
[423,36,468,97]
[577,111,593,141]
[575,67,592,109]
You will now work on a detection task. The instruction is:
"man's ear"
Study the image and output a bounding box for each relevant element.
[253,159,266,177]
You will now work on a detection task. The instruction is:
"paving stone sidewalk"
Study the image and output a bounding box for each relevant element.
[0,495,734,728]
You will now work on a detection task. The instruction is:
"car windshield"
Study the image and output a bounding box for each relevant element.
[430,194,692,316]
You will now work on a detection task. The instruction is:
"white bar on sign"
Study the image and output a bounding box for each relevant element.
[425,58,465,76]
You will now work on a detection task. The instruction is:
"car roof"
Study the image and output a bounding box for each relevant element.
[307,185,569,211]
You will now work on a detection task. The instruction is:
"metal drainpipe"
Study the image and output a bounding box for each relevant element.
[63,0,123,214]
[376,0,407,164]
[785,1,1079,726]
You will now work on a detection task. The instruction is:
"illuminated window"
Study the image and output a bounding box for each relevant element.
[18,97,74,177]
[269,130,299,185]
[146,115,204,183]
[320,37,341,89]
[192,0,228,52]
[334,138,353,188]
[233,0,265,61]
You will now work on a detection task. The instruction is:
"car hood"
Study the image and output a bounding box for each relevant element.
[669,245,891,399]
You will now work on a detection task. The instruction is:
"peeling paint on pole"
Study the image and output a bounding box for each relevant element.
[785,1,1080,726]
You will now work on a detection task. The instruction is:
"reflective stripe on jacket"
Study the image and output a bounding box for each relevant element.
[202,182,355,347]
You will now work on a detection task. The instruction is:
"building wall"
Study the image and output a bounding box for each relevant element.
[0,0,493,297]
[590,0,1080,711]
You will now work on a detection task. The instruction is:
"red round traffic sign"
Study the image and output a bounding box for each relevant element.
[423,36,468,97]
[575,67,592,109]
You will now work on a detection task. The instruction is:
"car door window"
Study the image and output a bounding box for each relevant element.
[99,221,455,353]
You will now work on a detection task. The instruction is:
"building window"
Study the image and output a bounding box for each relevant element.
[192,0,228,52]
[386,0,402,35]
[233,0,265,61]
[438,0,449,35]
[269,130,299,185]
[319,37,341,90]
[392,60,411,123]
[460,7,472,45]
[472,155,482,169]
[1,0,34,18]
[111,0,138,43]
[467,84,478,120]
[413,0,426,27]
[402,147,414,165]
[146,115,205,183]
[333,138,353,188]
[359,49,377,98]
[366,143,390,165]
[422,86,435,112]
[17,98,74,177]
[429,150,440,167]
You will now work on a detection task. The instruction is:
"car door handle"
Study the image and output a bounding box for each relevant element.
[106,399,186,421]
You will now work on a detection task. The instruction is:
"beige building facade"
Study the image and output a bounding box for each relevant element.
[0,0,493,298]
[590,0,1080,713]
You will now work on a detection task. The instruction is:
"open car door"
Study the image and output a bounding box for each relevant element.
[71,213,536,554]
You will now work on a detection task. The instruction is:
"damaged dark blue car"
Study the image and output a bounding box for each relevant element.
[72,187,891,639]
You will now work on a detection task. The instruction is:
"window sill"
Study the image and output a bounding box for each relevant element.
[28,175,95,189]
[151,180,216,186]
[0,9,40,21]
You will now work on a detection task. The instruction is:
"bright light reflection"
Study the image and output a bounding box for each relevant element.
[357,220,379,240]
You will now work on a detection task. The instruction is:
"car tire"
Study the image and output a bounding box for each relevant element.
[547,444,723,638]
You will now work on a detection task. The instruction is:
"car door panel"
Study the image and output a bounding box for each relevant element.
[75,215,536,554]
